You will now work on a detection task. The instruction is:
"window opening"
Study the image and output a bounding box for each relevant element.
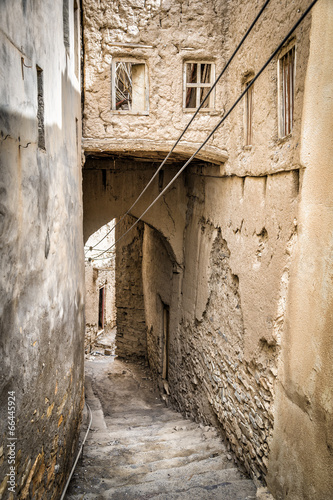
[63,0,70,52]
[98,286,105,331]
[245,78,254,146]
[74,0,79,77]
[36,66,45,150]
[112,61,148,113]
[162,303,170,381]
[184,62,215,110]
[279,46,295,137]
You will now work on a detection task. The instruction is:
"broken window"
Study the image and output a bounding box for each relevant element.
[184,62,215,110]
[111,61,148,113]
[244,77,254,146]
[279,46,295,137]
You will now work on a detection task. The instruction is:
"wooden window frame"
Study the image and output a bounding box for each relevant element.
[183,61,215,112]
[278,44,296,138]
[111,59,149,115]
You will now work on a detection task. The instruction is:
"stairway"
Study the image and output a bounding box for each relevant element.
[65,358,259,500]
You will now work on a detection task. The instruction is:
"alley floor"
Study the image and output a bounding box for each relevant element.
[65,356,268,499]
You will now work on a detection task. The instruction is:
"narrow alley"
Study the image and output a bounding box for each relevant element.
[1,1,333,499]
[65,354,262,500]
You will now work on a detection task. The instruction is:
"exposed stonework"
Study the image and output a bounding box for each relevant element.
[115,215,147,359]
[140,170,298,483]
[174,229,277,479]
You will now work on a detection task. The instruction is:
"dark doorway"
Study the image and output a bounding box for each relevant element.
[98,286,105,330]
[162,303,170,381]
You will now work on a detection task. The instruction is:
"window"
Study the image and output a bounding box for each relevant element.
[63,0,70,52]
[183,62,215,111]
[244,77,254,146]
[98,287,105,331]
[36,66,45,150]
[111,61,149,113]
[74,0,79,77]
[279,46,295,137]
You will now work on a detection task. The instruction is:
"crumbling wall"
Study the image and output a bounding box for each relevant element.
[115,215,147,359]
[169,171,298,480]
[0,1,84,498]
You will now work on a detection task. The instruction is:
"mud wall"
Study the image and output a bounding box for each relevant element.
[0,1,84,498]
[267,2,333,498]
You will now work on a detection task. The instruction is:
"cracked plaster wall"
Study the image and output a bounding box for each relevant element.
[0,1,84,498]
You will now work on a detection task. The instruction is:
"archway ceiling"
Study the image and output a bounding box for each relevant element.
[83,138,228,167]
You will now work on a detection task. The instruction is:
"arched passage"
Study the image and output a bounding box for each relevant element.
[82,150,213,363]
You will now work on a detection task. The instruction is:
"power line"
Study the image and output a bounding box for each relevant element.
[92,0,318,261]
[85,0,272,255]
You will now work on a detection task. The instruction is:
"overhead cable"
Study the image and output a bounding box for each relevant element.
[92,0,318,261]
[85,0,272,255]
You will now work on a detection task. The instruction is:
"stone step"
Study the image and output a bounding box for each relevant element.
[71,468,256,499]
[88,427,222,451]
[80,447,234,478]
[65,359,258,500]
[104,416,200,433]
[83,436,224,465]
[76,454,235,488]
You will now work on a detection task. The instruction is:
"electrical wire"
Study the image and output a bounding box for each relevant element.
[59,402,93,500]
[85,0,272,255]
[92,0,318,261]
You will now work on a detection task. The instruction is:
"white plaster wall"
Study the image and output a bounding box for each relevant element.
[0,1,84,497]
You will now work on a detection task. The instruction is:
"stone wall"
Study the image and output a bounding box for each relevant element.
[0,1,84,498]
[115,215,147,359]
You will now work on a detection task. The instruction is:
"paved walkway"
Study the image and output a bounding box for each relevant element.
[65,357,269,499]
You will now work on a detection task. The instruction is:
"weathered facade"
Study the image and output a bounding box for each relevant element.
[0,1,84,498]
[85,223,116,352]
[0,0,332,499]
[82,1,333,499]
